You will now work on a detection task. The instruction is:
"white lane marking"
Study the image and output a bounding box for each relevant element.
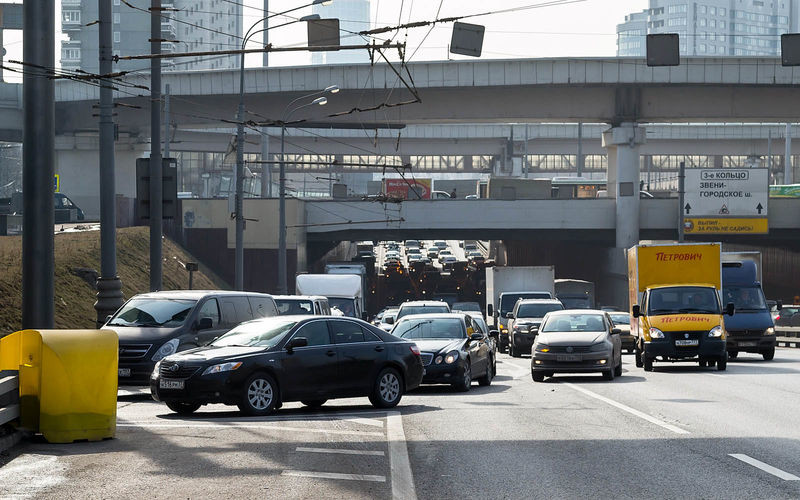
[342,417,385,428]
[0,454,66,499]
[386,411,418,500]
[116,423,383,437]
[563,383,690,435]
[282,470,386,482]
[296,447,385,456]
[729,454,800,481]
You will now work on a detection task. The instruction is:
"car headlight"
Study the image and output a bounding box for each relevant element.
[151,338,180,361]
[444,351,459,364]
[435,355,443,364]
[649,327,665,339]
[590,342,607,352]
[765,327,775,336]
[708,326,723,338]
[151,359,162,379]
[202,362,243,376]
[535,344,551,353]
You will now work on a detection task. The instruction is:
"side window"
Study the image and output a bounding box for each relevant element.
[220,300,237,326]
[360,326,381,342]
[314,302,321,315]
[330,320,366,344]
[294,321,331,347]
[197,298,220,327]
[231,297,254,323]
[249,296,277,318]
[321,300,331,315]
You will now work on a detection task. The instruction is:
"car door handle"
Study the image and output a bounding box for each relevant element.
[326,350,336,357]
[374,346,385,352]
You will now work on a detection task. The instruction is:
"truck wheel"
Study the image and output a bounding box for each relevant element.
[717,355,727,371]
[729,351,739,359]
[762,348,775,361]
[614,360,623,377]
[634,346,643,368]
[531,371,545,383]
[510,344,520,358]
[643,355,654,372]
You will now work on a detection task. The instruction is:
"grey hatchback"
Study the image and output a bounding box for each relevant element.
[530,310,622,382]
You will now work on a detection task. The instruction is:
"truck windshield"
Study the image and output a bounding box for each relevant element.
[107,298,196,328]
[558,297,591,309]
[647,287,720,315]
[723,286,767,312]
[328,297,357,317]
[500,293,551,315]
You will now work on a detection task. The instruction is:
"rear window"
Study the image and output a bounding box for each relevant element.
[542,314,607,333]
[397,305,450,319]
[500,293,551,314]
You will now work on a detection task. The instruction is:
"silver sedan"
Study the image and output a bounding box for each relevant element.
[530,310,622,382]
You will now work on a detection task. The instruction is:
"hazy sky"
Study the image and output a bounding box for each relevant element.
[0,0,648,80]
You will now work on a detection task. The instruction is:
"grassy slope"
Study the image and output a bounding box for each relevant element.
[0,226,227,332]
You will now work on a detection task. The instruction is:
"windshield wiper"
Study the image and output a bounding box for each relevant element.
[678,308,718,314]
[649,309,680,315]
[398,320,432,338]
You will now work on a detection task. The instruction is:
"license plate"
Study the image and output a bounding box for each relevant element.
[159,379,184,390]
[556,354,581,362]
[738,341,757,347]
[118,368,131,377]
[675,339,699,347]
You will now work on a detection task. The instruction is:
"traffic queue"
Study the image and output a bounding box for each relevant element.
[104,240,779,417]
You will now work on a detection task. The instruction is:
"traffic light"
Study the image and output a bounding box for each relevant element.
[136,157,178,219]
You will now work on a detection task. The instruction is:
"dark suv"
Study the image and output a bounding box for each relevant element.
[507,299,564,357]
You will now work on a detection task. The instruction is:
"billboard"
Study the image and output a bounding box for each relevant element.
[384,178,432,200]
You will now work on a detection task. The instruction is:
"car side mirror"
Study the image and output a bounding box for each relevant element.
[777,300,783,311]
[470,332,483,342]
[385,317,394,325]
[104,314,113,324]
[528,325,539,334]
[611,328,621,335]
[506,312,514,319]
[196,317,213,330]
[726,302,735,316]
[487,304,494,317]
[286,337,308,352]
[632,305,641,318]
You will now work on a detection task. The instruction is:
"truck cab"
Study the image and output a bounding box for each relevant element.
[722,260,776,360]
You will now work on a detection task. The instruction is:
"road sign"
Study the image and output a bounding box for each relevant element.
[53,174,59,193]
[683,217,769,235]
[684,168,768,234]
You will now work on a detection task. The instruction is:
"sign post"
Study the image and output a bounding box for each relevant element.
[683,168,769,235]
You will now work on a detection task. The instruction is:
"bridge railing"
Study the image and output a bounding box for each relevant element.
[0,370,20,427]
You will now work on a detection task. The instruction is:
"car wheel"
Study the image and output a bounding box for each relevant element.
[699,359,707,367]
[627,348,634,354]
[634,346,643,368]
[717,354,727,371]
[369,368,403,408]
[614,360,622,377]
[643,355,654,372]
[165,401,201,415]
[762,348,775,361]
[478,358,493,386]
[301,400,327,408]
[238,373,278,416]
[531,371,545,383]
[729,351,739,359]
[602,367,614,381]
[453,362,472,392]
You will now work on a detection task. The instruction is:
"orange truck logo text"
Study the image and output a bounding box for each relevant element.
[655,252,703,262]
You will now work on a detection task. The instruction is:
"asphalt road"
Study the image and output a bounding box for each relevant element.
[3,349,800,499]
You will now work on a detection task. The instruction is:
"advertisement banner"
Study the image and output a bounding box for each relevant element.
[384,178,432,199]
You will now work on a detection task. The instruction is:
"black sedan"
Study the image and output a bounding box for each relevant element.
[151,316,424,416]
[392,313,493,391]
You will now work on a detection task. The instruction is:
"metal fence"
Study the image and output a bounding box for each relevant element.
[0,370,19,426]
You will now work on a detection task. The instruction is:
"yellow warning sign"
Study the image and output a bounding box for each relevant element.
[684,217,768,235]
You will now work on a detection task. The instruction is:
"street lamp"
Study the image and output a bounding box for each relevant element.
[277,89,336,294]
[234,1,332,291]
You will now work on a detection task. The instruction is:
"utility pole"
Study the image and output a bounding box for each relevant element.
[678,161,685,243]
[263,0,269,67]
[164,83,170,159]
[95,0,124,326]
[235,50,246,290]
[22,0,55,328]
[149,0,163,291]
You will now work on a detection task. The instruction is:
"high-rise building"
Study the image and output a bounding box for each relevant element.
[311,0,370,65]
[60,0,242,74]
[617,0,800,57]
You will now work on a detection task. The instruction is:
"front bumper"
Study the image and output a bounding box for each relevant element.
[726,335,776,353]
[150,372,240,405]
[119,359,158,385]
[531,351,612,374]
[644,337,726,360]
[421,359,467,384]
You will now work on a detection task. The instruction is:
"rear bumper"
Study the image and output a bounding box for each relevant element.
[531,351,612,374]
[726,336,776,353]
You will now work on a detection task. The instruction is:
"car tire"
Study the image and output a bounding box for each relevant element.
[614,360,622,377]
[627,348,634,354]
[729,351,739,359]
[634,346,643,368]
[762,348,775,361]
[238,372,278,416]
[453,362,472,392]
[699,360,707,367]
[510,344,520,358]
[717,355,727,371]
[478,358,493,386]
[531,371,545,383]
[165,401,201,415]
[369,368,403,409]
[643,355,654,372]
[602,368,614,381]
[301,400,327,408]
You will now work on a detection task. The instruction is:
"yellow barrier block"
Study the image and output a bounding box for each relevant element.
[0,329,118,443]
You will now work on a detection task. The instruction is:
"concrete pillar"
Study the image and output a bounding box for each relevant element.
[602,122,646,250]
[713,155,724,168]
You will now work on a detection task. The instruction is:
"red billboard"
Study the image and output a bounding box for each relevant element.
[384,178,432,200]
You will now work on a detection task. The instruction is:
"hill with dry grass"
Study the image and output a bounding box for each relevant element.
[0,226,227,332]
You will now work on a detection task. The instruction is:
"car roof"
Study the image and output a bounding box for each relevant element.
[273,295,327,301]
[516,299,563,305]
[396,312,468,321]
[400,300,450,307]
[131,290,273,300]
[546,309,607,316]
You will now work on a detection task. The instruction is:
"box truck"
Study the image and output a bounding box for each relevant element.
[554,279,596,309]
[296,274,364,319]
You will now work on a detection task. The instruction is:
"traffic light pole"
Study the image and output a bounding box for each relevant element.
[149,0,163,291]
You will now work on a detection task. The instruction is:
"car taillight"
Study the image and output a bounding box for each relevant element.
[409,345,421,356]
[775,315,781,321]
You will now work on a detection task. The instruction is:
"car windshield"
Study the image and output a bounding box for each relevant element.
[609,313,630,325]
[394,318,465,339]
[541,313,607,333]
[647,287,721,315]
[275,299,314,315]
[328,297,357,317]
[517,303,564,318]
[500,293,550,315]
[107,298,196,328]
[398,305,450,319]
[452,302,481,312]
[722,286,768,312]
[212,319,297,348]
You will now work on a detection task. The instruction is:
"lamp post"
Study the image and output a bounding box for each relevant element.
[278,88,338,294]
[234,0,331,291]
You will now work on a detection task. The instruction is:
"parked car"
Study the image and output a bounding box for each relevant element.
[507,299,565,357]
[273,295,331,316]
[392,313,493,391]
[607,311,634,353]
[151,316,424,415]
[396,300,451,321]
[530,310,622,382]
[106,290,278,385]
